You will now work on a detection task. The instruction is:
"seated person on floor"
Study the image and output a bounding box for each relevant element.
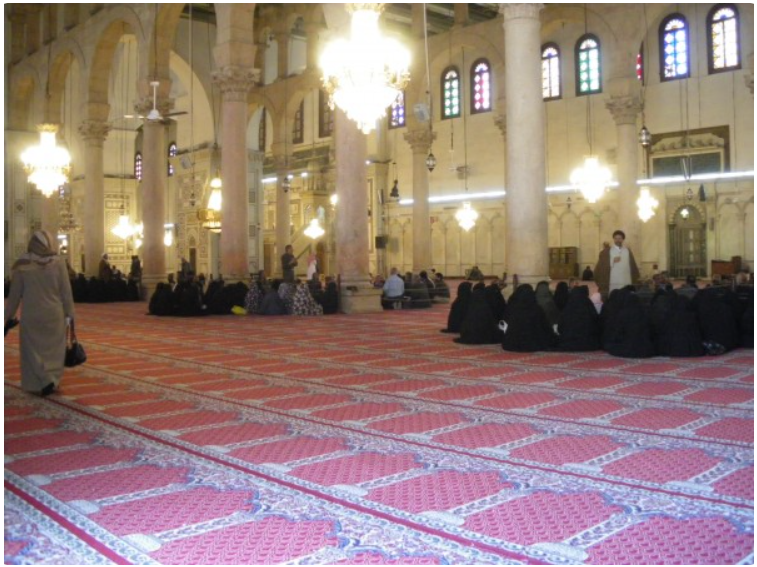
[455,284,501,345]
[381,267,405,310]
[556,285,601,352]
[260,280,288,315]
[441,281,472,333]
[501,284,557,352]
[432,272,451,303]
[535,281,560,327]
[173,272,206,316]
[404,274,432,308]
[320,278,339,314]
[292,283,324,316]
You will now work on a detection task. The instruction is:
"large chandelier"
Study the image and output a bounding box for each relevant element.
[570,156,612,204]
[455,201,479,232]
[111,214,135,240]
[21,124,71,197]
[304,218,325,240]
[637,187,659,222]
[320,3,410,134]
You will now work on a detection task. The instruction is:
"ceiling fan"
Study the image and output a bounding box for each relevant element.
[124,80,187,122]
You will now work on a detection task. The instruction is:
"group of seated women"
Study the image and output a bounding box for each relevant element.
[443,279,753,357]
[245,277,338,316]
[70,273,141,303]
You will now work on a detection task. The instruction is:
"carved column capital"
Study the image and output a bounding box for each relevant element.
[212,66,260,102]
[78,119,110,146]
[499,3,544,21]
[605,95,643,126]
[403,128,437,154]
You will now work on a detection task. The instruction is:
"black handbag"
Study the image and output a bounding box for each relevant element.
[65,321,87,367]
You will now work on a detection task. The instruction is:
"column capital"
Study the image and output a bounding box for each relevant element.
[134,96,174,118]
[403,128,437,154]
[605,95,643,126]
[78,119,110,145]
[499,3,544,21]
[212,66,260,102]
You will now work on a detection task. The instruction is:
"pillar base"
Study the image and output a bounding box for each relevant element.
[339,286,383,314]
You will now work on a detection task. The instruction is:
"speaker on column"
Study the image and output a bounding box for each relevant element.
[375,235,388,249]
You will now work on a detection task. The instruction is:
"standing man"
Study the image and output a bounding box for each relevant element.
[594,230,640,299]
[281,244,297,283]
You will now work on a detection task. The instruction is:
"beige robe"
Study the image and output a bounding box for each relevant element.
[5,257,75,393]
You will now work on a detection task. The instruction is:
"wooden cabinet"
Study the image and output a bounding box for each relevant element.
[549,247,579,280]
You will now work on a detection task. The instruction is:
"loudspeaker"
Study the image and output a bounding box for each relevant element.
[375,235,388,249]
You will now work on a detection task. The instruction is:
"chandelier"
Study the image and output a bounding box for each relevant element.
[111,214,135,240]
[21,124,71,197]
[198,176,222,232]
[304,218,325,240]
[320,3,410,134]
[570,156,612,204]
[636,187,659,222]
[455,201,479,232]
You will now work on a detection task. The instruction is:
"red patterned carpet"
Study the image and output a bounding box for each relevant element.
[4,301,754,564]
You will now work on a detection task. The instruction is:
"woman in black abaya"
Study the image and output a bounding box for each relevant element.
[441,281,473,333]
[603,289,655,358]
[535,281,560,327]
[484,281,508,321]
[501,284,557,352]
[661,293,705,357]
[556,285,601,351]
[455,286,501,345]
[553,281,570,312]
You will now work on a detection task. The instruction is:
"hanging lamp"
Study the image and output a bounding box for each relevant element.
[304,218,325,240]
[636,187,658,222]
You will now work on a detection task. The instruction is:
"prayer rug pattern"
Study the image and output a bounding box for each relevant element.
[4,302,754,565]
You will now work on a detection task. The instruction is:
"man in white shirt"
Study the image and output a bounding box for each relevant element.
[594,230,640,299]
[383,267,405,299]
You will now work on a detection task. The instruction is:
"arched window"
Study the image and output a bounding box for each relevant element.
[293,100,304,144]
[258,108,267,151]
[708,4,740,73]
[470,59,491,113]
[541,44,560,100]
[167,142,177,177]
[388,91,405,129]
[660,14,690,81]
[576,35,601,95]
[134,152,142,181]
[318,89,333,138]
[442,66,461,119]
[636,43,644,83]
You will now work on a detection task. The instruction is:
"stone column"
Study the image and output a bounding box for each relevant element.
[305,21,320,70]
[140,118,167,295]
[213,66,258,282]
[78,119,110,277]
[334,108,382,313]
[403,128,436,272]
[40,193,60,242]
[606,95,643,254]
[276,30,290,79]
[501,3,548,285]
[271,147,291,277]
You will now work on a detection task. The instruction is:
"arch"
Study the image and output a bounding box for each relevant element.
[668,203,705,224]
[88,18,140,119]
[8,66,38,130]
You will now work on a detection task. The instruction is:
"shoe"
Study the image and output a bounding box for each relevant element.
[40,383,55,397]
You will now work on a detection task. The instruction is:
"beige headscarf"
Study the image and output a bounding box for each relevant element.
[12,230,57,270]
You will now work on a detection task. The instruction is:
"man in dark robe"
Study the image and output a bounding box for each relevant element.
[441,282,472,333]
[556,286,601,351]
[281,245,297,283]
[455,287,501,345]
[501,284,557,352]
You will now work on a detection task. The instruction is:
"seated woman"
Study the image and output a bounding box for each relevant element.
[292,283,324,316]
[148,282,175,316]
[455,286,501,345]
[692,288,740,353]
[404,275,432,308]
[659,293,704,357]
[259,280,288,315]
[278,282,296,315]
[320,279,339,314]
[502,284,557,352]
[173,274,206,317]
[432,273,451,303]
[535,281,560,328]
[441,281,472,333]
[207,281,249,315]
[244,279,264,314]
[485,281,507,321]
[556,285,600,351]
[603,288,655,358]
[553,281,570,312]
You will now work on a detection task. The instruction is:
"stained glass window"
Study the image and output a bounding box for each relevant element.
[442,66,461,119]
[709,5,740,72]
[293,100,304,144]
[471,59,491,113]
[167,142,177,176]
[541,44,560,100]
[134,152,142,181]
[388,91,405,129]
[576,35,601,95]
[636,43,644,83]
[318,89,333,138]
[258,108,267,151]
[660,15,689,80]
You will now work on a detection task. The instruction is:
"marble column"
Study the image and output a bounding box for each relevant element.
[334,108,382,313]
[140,118,167,295]
[271,146,291,277]
[213,66,258,282]
[40,192,60,243]
[501,3,548,285]
[403,128,436,272]
[606,95,643,254]
[276,31,290,79]
[78,119,110,277]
